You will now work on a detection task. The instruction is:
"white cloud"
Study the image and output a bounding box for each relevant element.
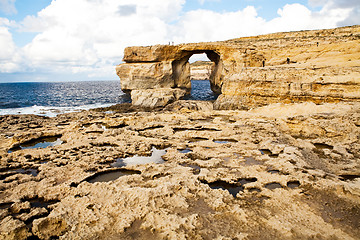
[309,0,360,8]
[0,0,358,80]
[173,6,265,43]
[0,17,21,73]
[264,3,350,33]
[308,0,360,25]
[19,0,185,77]
[0,0,16,15]
[173,2,354,44]
[198,0,221,5]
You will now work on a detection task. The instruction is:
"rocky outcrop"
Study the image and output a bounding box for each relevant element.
[116,25,360,109]
[131,88,186,108]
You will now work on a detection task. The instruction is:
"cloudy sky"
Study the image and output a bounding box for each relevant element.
[0,0,359,82]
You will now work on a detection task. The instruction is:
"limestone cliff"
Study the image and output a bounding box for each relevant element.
[116,25,360,109]
[190,61,214,80]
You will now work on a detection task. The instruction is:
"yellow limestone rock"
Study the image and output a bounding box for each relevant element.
[116,25,360,109]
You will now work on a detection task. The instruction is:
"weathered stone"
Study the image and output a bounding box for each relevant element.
[164,100,214,111]
[190,61,214,80]
[10,201,31,214]
[131,88,186,108]
[116,25,360,108]
[17,208,48,222]
[123,45,178,63]
[32,217,69,239]
[116,61,174,92]
[0,216,31,240]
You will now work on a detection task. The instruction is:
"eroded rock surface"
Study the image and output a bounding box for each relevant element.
[116,25,360,108]
[0,102,359,239]
[190,61,214,80]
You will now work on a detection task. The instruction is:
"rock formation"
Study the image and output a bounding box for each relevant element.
[190,61,214,80]
[116,25,360,109]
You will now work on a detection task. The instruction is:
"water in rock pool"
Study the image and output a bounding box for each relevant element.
[111,147,167,167]
[7,137,63,153]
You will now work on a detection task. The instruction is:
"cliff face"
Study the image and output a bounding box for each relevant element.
[190,61,214,80]
[116,25,360,108]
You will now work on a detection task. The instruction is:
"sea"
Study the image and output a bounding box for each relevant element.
[0,80,216,117]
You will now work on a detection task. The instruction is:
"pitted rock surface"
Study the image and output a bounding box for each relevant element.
[0,101,359,239]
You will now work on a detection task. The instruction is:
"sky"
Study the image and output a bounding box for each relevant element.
[0,0,359,82]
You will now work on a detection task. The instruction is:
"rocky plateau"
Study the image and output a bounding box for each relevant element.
[0,101,359,239]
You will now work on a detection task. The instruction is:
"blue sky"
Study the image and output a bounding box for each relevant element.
[0,0,359,82]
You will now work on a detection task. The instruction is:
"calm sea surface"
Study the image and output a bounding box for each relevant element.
[0,80,216,116]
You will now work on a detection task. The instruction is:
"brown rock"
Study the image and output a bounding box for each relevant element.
[0,216,31,240]
[131,88,186,108]
[116,61,174,92]
[32,217,69,239]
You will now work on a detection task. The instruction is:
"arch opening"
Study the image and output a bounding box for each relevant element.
[171,50,221,101]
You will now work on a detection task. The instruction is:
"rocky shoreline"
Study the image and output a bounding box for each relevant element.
[0,101,359,239]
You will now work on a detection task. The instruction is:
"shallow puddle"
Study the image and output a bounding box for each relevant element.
[249,188,261,193]
[287,180,301,188]
[137,126,164,131]
[243,156,262,166]
[259,149,278,158]
[190,117,214,123]
[8,136,63,153]
[339,174,360,181]
[188,137,208,143]
[201,180,243,197]
[86,169,141,183]
[265,182,283,190]
[107,123,127,129]
[173,127,221,132]
[0,168,39,179]
[15,168,39,177]
[268,169,280,174]
[179,148,192,153]
[213,139,237,144]
[111,147,166,167]
[238,178,257,185]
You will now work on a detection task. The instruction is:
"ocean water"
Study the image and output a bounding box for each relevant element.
[0,81,129,117]
[187,80,219,101]
[0,80,216,117]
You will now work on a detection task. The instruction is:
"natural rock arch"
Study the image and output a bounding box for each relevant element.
[116,26,360,109]
[171,50,222,95]
[116,44,228,107]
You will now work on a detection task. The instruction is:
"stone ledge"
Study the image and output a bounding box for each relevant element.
[131,88,187,108]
